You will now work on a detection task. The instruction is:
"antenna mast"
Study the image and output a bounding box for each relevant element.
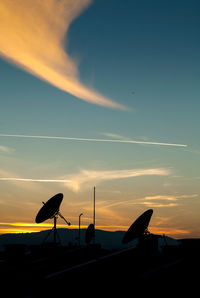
[93,186,96,244]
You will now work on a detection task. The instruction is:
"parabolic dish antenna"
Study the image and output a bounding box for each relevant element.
[35,193,71,244]
[122,209,153,244]
[85,223,95,244]
[35,193,63,223]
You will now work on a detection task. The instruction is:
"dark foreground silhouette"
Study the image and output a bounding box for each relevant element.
[0,204,198,296]
[0,236,200,297]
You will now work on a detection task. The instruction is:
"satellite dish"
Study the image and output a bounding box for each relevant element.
[35,193,71,244]
[35,193,63,223]
[122,209,153,244]
[85,223,95,244]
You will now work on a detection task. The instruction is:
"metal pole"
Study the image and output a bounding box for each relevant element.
[93,186,95,244]
[78,213,83,246]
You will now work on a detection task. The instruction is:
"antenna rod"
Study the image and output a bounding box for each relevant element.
[93,186,95,244]
[78,213,83,246]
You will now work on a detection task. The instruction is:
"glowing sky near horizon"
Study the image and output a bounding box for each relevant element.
[0,0,200,238]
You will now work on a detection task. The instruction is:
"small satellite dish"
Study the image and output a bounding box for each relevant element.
[35,193,63,223]
[35,193,71,244]
[85,223,95,244]
[122,209,153,244]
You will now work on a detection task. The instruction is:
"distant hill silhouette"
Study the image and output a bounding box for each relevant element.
[0,228,135,251]
[0,228,180,252]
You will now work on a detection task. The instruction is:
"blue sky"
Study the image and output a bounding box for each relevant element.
[0,0,200,237]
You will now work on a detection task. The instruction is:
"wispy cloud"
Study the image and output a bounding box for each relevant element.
[0,0,126,110]
[0,145,14,153]
[0,168,66,192]
[0,167,171,192]
[136,193,199,208]
[65,167,171,192]
[145,194,198,201]
[97,193,199,209]
[101,132,131,141]
[0,177,71,183]
[140,201,179,208]
[0,133,187,147]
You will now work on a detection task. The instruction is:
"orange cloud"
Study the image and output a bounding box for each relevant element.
[0,0,126,110]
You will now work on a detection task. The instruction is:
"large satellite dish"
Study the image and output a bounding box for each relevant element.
[35,193,71,244]
[122,209,153,244]
[85,223,95,244]
[35,193,63,223]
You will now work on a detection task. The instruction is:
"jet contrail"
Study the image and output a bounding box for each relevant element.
[0,133,187,147]
[0,177,71,183]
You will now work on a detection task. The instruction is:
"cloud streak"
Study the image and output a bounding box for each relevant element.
[135,193,199,208]
[0,168,71,193]
[95,193,198,209]
[0,133,187,147]
[145,194,199,201]
[0,0,126,110]
[0,145,14,153]
[65,167,171,191]
[0,177,71,183]
[0,167,170,192]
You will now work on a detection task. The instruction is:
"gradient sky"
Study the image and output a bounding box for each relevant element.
[0,0,200,238]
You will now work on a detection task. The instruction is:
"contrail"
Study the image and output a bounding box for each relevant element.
[0,177,71,183]
[0,133,187,147]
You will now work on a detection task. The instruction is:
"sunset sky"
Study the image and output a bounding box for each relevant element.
[0,0,200,238]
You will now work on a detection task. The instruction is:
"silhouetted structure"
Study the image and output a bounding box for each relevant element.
[122,209,153,244]
[77,213,83,246]
[35,193,71,244]
[1,193,199,297]
[85,223,95,244]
